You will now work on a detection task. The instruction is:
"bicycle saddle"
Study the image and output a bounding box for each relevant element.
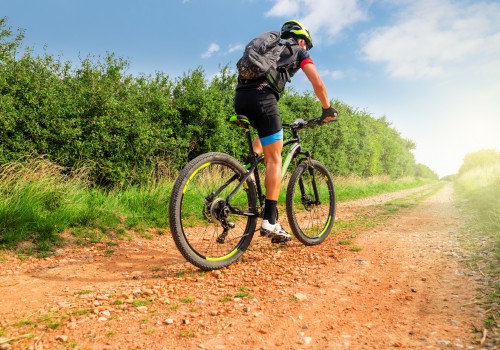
[228,115,252,128]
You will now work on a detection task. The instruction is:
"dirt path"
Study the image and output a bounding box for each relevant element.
[0,183,496,349]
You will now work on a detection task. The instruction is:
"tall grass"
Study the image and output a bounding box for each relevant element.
[0,158,172,252]
[454,161,500,328]
[0,158,88,250]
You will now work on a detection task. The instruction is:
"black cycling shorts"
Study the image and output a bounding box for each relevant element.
[234,88,282,145]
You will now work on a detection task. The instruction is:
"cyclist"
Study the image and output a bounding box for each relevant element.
[234,20,338,243]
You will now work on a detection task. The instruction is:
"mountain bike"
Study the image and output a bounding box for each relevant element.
[168,114,337,270]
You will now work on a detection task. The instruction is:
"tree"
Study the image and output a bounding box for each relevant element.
[459,149,500,175]
[0,17,25,62]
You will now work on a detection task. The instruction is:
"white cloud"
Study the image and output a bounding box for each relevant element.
[265,0,301,16]
[201,43,220,59]
[266,0,369,43]
[227,44,244,54]
[321,69,345,80]
[361,0,500,79]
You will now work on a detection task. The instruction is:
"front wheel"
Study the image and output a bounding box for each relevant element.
[286,160,336,245]
[169,152,258,270]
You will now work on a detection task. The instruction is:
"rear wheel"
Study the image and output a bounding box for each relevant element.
[169,152,258,270]
[286,160,336,245]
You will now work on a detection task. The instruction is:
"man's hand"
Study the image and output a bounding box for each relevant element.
[321,106,339,122]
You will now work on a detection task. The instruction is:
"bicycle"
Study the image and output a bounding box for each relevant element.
[168,114,337,270]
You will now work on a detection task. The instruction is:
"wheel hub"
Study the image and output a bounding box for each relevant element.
[210,198,228,222]
[302,194,315,211]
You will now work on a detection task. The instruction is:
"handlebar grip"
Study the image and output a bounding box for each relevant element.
[285,114,338,130]
[300,116,323,129]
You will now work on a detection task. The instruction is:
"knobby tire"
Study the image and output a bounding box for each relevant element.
[286,160,336,245]
[169,152,257,270]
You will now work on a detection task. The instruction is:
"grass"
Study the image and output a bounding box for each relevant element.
[338,239,351,245]
[454,162,500,330]
[132,299,151,307]
[0,158,172,252]
[333,175,433,202]
[234,292,251,298]
[218,295,232,302]
[179,329,195,338]
[0,157,436,254]
[72,309,91,316]
[13,311,68,332]
[74,289,93,295]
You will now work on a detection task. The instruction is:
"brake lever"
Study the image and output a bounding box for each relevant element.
[289,118,307,129]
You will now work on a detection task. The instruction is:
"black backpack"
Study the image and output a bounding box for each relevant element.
[236,31,295,92]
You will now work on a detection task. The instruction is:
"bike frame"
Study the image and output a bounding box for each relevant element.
[224,120,317,217]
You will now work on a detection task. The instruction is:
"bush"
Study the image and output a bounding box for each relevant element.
[0,17,429,186]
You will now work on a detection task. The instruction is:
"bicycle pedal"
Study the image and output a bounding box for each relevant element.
[271,236,291,244]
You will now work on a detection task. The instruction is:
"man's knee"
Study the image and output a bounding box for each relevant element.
[265,155,282,167]
[263,146,281,163]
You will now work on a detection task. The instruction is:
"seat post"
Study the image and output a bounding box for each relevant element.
[245,128,254,154]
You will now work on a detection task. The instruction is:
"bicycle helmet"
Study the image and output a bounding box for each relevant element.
[281,20,313,50]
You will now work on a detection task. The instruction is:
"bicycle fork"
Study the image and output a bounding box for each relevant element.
[298,153,322,208]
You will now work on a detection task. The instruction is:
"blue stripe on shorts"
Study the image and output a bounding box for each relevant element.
[260,129,283,146]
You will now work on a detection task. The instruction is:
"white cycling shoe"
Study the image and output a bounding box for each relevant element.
[260,220,292,244]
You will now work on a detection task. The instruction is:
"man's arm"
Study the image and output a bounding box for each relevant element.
[302,62,338,121]
[302,62,330,108]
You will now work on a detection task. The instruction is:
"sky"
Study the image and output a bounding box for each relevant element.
[2,0,499,177]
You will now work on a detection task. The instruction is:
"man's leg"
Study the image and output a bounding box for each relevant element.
[252,138,263,155]
[262,139,283,201]
[251,136,283,201]
[260,138,291,242]
[252,137,282,224]
[262,138,282,227]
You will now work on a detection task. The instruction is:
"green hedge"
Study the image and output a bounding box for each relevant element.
[0,18,436,187]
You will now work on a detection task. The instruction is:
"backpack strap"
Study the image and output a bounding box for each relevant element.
[278,38,295,56]
[277,39,298,83]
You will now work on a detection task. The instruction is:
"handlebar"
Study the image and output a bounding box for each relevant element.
[283,114,337,131]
